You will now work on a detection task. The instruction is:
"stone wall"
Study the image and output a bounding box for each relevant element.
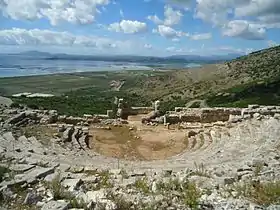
[164,105,280,124]
[130,107,154,115]
[57,114,109,125]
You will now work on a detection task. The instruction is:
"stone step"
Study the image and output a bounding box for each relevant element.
[199,132,213,151]
[190,134,202,152]
[187,136,196,150]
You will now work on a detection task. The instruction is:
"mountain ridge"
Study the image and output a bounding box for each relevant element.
[2,50,243,62]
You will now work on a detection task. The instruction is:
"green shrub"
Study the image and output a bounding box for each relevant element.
[0,166,10,182]
[10,102,20,108]
[134,177,150,194]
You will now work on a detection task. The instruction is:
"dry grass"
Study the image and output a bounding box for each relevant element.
[191,162,211,178]
[233,180,280,206]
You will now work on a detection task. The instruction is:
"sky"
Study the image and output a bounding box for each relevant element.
[0,0,279,56]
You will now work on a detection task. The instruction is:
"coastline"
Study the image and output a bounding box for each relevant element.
[0,63,202,78]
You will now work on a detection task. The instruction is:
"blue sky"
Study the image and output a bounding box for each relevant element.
[0,0,279,56]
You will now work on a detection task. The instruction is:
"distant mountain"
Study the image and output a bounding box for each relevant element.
[18,51,52,57]
[6,51,243,64]
[43,53,237,64]
[168,53,243,61]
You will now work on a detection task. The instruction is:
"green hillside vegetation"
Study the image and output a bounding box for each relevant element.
[12,89,150,116]
[206,77,280,107]
[225,45,280,80]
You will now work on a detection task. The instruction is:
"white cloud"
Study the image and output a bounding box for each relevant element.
[154,25,187,38]
[194,0,235,26]
[163,5,183,26]
[108,20,147,34]
[120,9,124,18]
[0,28,260,56]
[144,43,152,49]
[235,0,280,18]
[0,28,75,45]
[223,20,266,40]
[267,40,278,47]
[164,45,254,55]
[190,33,212,40]
[216,46,254,54]
[235,0,280,28]
[147,15,163,24]
[194,0,280,39]
[0,28,132,50]
[172,38,180,42]
[0,0,110,25]
[166,0,192,9]
[147,5,183,26]
[166,46,175,51]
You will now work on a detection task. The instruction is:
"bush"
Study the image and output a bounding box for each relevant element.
[134,177,150,194]
[206,78,280,107]
[0,166,10,182]
[27,104,39,109]
[10,102,20,108]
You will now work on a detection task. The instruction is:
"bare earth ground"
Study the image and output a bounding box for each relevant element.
[90,116,187,161]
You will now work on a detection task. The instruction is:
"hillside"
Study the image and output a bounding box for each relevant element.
[0,45,279,115]
[226,45,280,81]
[120,45,280,109]
[205,45,280,107]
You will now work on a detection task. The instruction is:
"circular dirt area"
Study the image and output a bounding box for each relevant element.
[89,124,188,161]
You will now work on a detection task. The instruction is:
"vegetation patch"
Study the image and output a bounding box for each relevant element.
[156,177,201,209]
[232,180,280,206]
[44,173,73,200]
[134,177,150,194]
[206,78,280,107]
[0,165,10,182]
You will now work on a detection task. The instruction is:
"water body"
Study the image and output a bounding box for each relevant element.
[0,54,202,77]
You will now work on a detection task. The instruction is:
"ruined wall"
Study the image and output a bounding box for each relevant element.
[200,108,241,123]
[165,105,280,124]
[57,114,109,125]
[130,107,154,115]
[167,108,242,123]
